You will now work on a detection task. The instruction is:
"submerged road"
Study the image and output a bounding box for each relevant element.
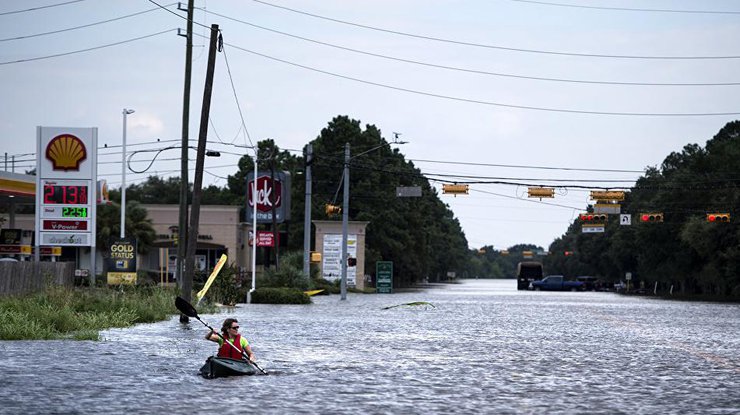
[1,279,738,414]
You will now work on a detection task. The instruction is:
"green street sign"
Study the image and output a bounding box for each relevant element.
[376,261,393,294]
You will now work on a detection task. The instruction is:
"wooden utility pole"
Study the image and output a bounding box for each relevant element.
[177,0,194,298]
[182,24,219,320]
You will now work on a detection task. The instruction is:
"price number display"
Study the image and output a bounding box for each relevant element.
[43,185,88,205]
[62,207,88,218]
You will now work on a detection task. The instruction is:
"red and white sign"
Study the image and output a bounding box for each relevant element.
[42,220,88,231]
[257,231,274,247]
[248,175,282,213]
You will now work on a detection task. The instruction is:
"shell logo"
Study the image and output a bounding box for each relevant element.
[46,134,87,171]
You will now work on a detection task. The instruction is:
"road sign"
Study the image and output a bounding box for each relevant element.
[376,261,393,293]
[590,191,625,201]
[594,204,621,214]
[582,225,605,233]
[620,214,631,225]
[396,186,422,197]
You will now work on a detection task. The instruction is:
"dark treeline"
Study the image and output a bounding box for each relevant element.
[543,121,740,299]
[114,116,471,287]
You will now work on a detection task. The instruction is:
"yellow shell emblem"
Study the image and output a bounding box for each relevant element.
[46,134,87,171]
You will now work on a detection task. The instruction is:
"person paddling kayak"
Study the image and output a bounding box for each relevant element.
[205,318,255,362]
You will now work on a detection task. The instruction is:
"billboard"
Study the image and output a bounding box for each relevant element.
[245,171,291,224]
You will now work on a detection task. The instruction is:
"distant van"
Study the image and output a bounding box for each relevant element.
[517,261,543,290]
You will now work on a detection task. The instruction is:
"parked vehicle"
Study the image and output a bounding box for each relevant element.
[576,276,599,291]
[517,261,543,290]
[530,275,584,291]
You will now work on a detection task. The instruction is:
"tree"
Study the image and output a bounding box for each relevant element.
[96,201,156,254]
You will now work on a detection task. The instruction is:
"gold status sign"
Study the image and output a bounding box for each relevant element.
[106,237,137,285]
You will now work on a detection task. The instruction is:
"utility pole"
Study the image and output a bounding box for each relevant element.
[177,0,194,295]
[182,23,219,321]
[340,143,350,300]
[302,144,312,278]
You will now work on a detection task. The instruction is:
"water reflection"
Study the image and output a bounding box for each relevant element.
[1,280,738,414]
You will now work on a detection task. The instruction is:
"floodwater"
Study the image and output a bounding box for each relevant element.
[1,279,739,414]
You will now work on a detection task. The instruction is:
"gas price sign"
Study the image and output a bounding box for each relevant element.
[43,184,89,205]
[62,207,88,218]
[38,180,93,247]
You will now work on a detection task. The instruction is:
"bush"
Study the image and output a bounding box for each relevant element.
[258,251,310,290]
[250,287,311,304]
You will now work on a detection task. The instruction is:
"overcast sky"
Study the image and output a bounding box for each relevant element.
[1,0,739,251]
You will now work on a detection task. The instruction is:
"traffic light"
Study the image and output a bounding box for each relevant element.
[706,213,730,223]
[640,212,663,223]
[325,204,341,216]
[579,213,607,222]
[564,251,574,256]
[347,257,357,267]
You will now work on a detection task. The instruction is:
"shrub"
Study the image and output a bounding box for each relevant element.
[250,287,311,304]
[258,251,310,290]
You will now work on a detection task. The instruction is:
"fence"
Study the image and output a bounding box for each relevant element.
[0,262,76,296]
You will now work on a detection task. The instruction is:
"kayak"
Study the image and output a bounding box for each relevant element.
[199,356,258,378]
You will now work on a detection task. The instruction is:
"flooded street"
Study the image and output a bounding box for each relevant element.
[1,279,738,414]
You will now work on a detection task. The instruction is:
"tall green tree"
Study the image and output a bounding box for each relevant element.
[96,201,156,254]
[544,120,740,298]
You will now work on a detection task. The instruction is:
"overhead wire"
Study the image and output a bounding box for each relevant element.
[220,41,256,150]
[208,37,740,117]
[505,0,740,15]
[199,9,740,87]
[0,28,177,65]
[250,0,740,60]
[0,3,178,42]
[0,0,85,16]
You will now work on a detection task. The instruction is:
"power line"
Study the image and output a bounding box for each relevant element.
[410,158,646,173]
[147,0,212,31]
[220,42,256,150]
[0,0,85,16]
[0,4,177,42]
[200,9,740,87]
[213,38,740,117]
[250,0,740,60]
[506,0,740,15]
[0,28,176,65]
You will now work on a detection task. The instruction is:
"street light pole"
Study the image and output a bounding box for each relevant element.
[121,108,134,239]
[248,154,258,303]
[340,143,350,300]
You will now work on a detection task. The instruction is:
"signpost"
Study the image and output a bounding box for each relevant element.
[376,261,393,293]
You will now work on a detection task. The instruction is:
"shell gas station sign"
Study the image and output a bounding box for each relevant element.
[35,127,97,250]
